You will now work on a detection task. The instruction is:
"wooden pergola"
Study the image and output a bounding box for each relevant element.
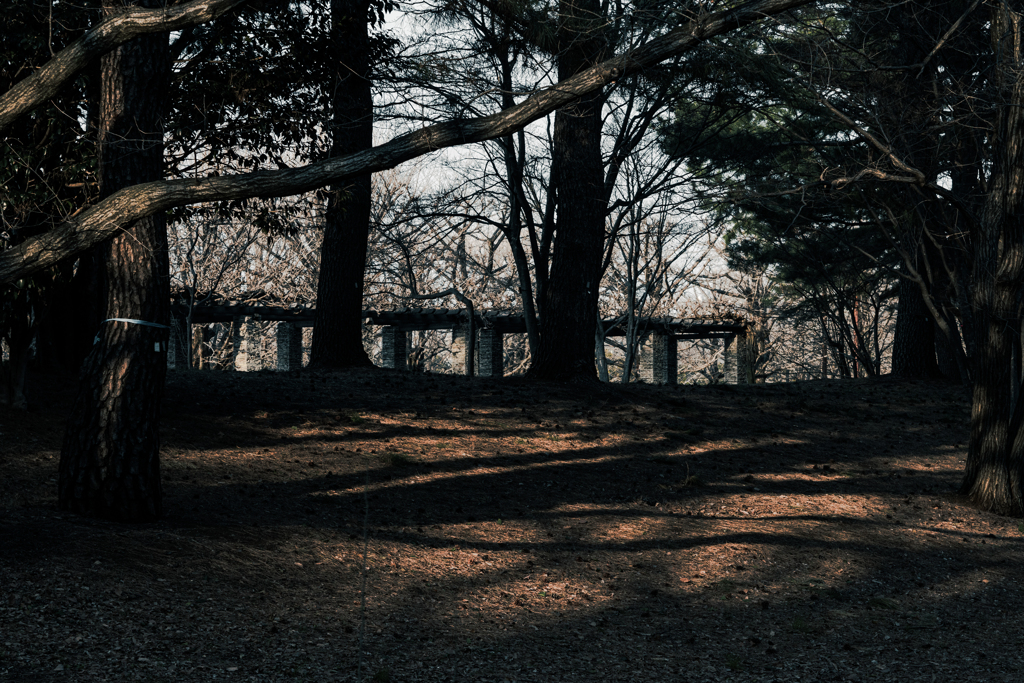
[168,303,750,384]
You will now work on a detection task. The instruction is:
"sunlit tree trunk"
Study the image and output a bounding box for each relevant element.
[310,0,374,369]
[58,0,170,521]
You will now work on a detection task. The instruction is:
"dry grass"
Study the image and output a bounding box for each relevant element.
[2,369,1024,682]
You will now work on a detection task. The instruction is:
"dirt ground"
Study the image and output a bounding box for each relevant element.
[2,368,1023,682]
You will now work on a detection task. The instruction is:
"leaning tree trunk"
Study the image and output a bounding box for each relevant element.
[529,0,607,382]
[309,0,374,369]
[58,0,169,522]
[960,1,1024,516]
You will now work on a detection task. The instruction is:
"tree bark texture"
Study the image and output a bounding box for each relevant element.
[310,0,374,368]
[0,0,814,285]
[529,0,607,382]
[960,2,1024,516]
[58,0,170,522]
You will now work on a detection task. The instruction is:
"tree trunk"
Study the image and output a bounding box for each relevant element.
[58,0,170,522]
[529,0,606,382]
[500,47,541,358]
[882,3,948,380]
[934,317,964,381]
[31,58,104,377]
[1,0,817,286]
[1,286,33,409]
[595,323,610,382]
[34,252,107,375]
[960,2,1024,516]
[891,272,940,378]
[309,0,374,369]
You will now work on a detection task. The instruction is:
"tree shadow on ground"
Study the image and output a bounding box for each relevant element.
[4,369,1021,682]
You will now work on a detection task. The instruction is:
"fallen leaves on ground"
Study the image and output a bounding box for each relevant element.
[2,370,1023,682]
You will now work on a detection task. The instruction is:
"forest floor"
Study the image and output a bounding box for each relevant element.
[2,368,1023,682]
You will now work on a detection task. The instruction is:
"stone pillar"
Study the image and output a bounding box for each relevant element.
[478,328,503,378]
[741,330,753,384]
[640,334,677,384]
[167,312,191,371]
[276,322,303,371]
[452,325,475,376]
[723,332,749,385]
[381,326,408,370]
[232,315,260,372]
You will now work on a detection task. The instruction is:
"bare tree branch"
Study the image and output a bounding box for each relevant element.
[0,0,252,133]
[0,0,815,283]
[814,96,927,184]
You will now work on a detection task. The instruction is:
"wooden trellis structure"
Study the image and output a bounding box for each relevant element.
[167,303,750,384]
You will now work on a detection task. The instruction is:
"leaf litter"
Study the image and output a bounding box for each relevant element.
[1,370,1023,681]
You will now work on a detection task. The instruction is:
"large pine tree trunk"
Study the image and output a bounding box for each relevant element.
[58,0,169,522]
[529,0,606,382]
[960,2,1024,515]
[309,0,374,369]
